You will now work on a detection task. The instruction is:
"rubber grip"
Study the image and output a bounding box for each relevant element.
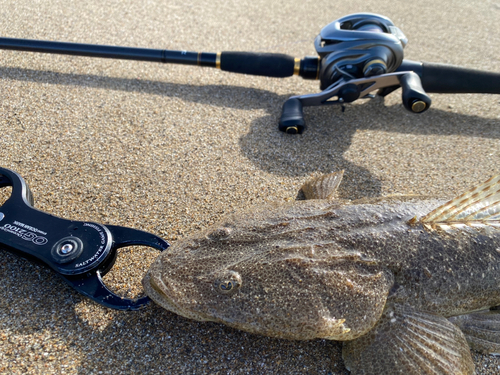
[421,62,500,94]
[220,52,295,77]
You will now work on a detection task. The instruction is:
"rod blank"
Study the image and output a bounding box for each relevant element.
[0,37,319,78]
[0,37,217,66]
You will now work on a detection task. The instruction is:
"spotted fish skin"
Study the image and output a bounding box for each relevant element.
[144,172,500,375]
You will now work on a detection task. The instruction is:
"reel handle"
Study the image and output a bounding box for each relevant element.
[399,72,431,113]
[278,98,305,134]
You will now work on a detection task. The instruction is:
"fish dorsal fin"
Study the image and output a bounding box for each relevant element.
[300,171,344,200]
[421,174,500,227]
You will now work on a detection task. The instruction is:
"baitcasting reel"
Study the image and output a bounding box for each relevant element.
[1,13,500,134]
[279,13,426,134]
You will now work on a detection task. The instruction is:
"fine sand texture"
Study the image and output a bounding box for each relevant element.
[0,1,499,373]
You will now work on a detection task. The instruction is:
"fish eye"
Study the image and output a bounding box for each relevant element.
[214,270,242,295]
[219,281,236,291]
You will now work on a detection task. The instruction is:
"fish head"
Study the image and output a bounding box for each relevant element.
[143,201,393,340]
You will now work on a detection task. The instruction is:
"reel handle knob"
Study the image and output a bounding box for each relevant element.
[278,98,305,134]
[399,72,431,113]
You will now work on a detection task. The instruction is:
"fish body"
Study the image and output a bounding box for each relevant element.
[144,172,500,374]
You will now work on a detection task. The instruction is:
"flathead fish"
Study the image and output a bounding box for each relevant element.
[143,172,500,374]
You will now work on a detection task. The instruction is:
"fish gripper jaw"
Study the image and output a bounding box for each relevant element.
[0,167,169,310]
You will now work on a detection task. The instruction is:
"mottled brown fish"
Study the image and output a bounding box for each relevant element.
[143,172,500,374]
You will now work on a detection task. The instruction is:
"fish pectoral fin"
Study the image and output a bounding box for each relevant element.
[342,304,475,375]
[420,174,500,228]
[449,309,500,355]
[299,171,344,200]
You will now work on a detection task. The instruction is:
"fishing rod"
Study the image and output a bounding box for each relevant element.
[1,13,500,134]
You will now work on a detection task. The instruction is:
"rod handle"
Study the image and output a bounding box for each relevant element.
[421,62,500,94]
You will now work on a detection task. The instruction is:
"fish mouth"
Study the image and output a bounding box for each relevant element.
[143,272,214,322]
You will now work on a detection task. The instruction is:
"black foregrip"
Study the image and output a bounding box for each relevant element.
[421,62,500,94]
[220,52,295,77]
